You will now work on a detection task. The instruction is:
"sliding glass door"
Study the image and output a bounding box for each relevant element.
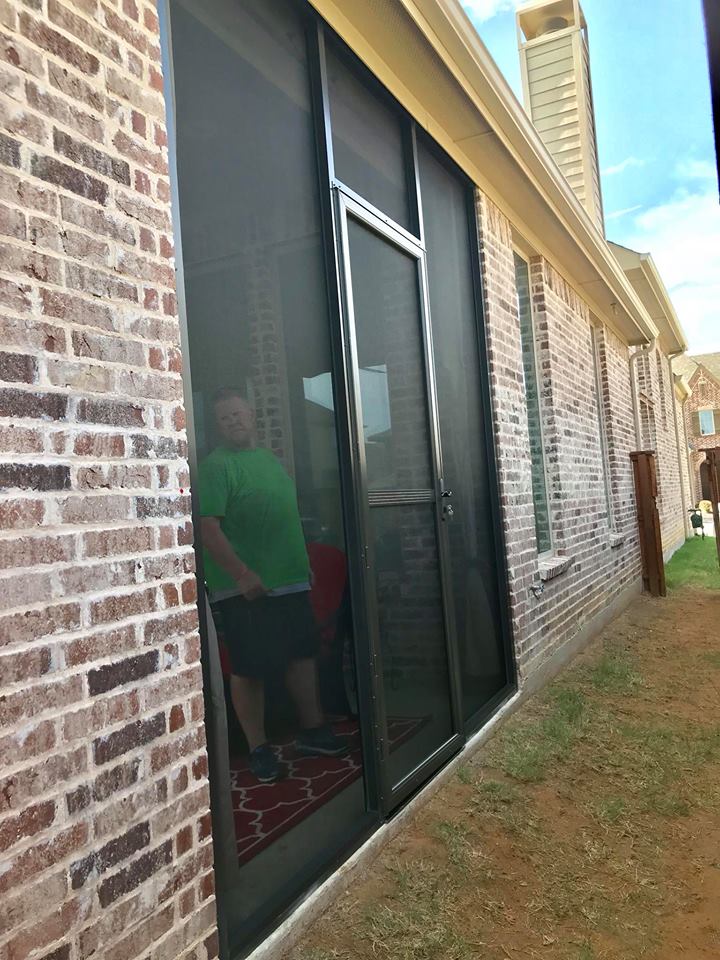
[337,196,462,808]
[165,0,514,951]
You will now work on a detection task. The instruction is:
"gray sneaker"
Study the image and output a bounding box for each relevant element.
[296,724,349,757]
[248,743,283,782]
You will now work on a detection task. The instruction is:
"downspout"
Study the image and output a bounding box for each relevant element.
[682,398,695,505]
[668,359,691,537]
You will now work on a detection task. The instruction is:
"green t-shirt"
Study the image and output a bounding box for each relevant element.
[198,445,309,595]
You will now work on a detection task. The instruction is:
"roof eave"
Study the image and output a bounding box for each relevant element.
[638,253,688,354]
[404,0,657,344]
[308,0,657,346]
[609,243,688,354]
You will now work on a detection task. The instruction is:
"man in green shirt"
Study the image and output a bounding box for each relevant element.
[199,388,347,782]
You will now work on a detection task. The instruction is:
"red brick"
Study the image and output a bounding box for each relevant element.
[0,822,87,896]
[19,11,100,74]
[197,812,212,843]
[40,287,116,330]
[0,323,65,368]
[169,704,185,733]
[131,109,147,137]
[0,239,62,284]
[47,60,104,111]
[135,168,151,195]
[0,675,77,728]
[88,649,159,695]
[0,202,26,239]
[179,886,195,918]
[98,839,172,907]
[90,586,157,625]
[0,872,68,943]
[93,711,166,765]
[5,898,78,960]
[191,755,208,782]
[30,153,108,204]
[198,871,214,903]
[171,763,188,798]
[47,0,121,63]
[0,533,75,571]
[73,431,125,457]
[71,820,149,888]
[0,425,44,454]
[0,800,56,854]
[175,824,192,857]
[65,625,136,667]
[54,127,130,185]
[83,525,152,558]
[0,498,45,530]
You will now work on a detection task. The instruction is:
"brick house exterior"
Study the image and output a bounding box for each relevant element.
[0,3,217,960]
[0,2,692,959]
[673,354,720,502]
[477,198,643,683]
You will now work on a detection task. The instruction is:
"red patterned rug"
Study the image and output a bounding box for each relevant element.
[231,717,424,865]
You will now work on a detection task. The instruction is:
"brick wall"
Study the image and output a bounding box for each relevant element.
[594,324,637,536]
[675,386,693,518]
[682,365,720,501]
[476,191,642,680]
[0,3,216,960]
[632,345,687,554]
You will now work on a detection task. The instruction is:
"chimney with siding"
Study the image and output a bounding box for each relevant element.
[517,0,605,233]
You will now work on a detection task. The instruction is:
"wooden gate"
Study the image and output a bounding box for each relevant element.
[701,448,720,569]
[630,451,666,597]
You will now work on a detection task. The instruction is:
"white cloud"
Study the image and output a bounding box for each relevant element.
[605,204,642,221]
[674,158,717,182]
[461,0,516,24]
[601,156,646,177]
[619,188,720,354]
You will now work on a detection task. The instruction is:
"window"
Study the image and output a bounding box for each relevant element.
[514,253,552,554]
[591,325,614,526]
[699,410,716,436]
[326,43,412,230]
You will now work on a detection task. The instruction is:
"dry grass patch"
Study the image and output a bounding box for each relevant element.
[290,559,720,960]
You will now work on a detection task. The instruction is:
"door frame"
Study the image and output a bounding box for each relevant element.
[159,0,518,952]
[333,187,465,812]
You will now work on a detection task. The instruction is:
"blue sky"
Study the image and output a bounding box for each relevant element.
[461,0,720,354]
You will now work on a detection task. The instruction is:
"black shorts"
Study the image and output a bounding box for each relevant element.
[215,591,318,678]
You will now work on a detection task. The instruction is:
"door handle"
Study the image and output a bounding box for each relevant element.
[441,489,453,498]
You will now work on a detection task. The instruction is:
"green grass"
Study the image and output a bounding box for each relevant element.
[588,646,641,694]
[576,941,596,960]
[364,860,472,960]
[488,685,587,782]
[593,796,626,824]
[456,764,474,785]
[666,536,720,591]
[434,820,471,869]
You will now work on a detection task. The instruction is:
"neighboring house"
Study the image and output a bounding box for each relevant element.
[610,244,692,553]
[0,1,692,960]
[673,353,720,502]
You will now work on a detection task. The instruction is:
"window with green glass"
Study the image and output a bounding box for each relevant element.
[514,253,552,554]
